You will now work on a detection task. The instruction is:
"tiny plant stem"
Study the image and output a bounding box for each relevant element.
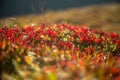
[30,5,37,13]
[39,0,48,25]
[29,0,48,25]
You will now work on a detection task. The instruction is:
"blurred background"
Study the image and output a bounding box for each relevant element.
[0,0,120,33]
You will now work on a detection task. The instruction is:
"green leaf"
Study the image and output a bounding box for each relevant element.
[47,72,57,80]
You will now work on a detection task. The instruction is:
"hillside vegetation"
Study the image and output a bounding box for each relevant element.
[0,24,120,80]
[0,4,120,33]
[0,3,120,80]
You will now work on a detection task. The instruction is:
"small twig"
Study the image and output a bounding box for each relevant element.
[29,5,37,13]
[29,0,48,25]
[39,0,48,25]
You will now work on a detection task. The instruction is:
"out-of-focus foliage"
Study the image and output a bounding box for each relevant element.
[0,24,120,80]
[0,4,120,33]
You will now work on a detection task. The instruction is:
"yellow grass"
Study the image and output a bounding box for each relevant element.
[0,3,120,33]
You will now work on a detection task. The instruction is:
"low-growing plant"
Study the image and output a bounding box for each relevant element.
[0,24,120,80]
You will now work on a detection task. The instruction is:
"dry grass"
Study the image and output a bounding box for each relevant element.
[0,3,120,33]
